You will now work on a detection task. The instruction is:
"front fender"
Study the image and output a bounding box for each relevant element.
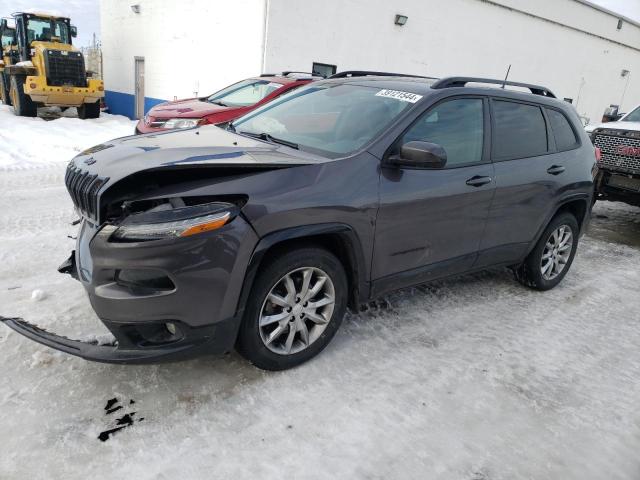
[234,223,369,319]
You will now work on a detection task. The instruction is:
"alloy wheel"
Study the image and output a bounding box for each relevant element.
[258,267,335,355]
[540,224,573,280]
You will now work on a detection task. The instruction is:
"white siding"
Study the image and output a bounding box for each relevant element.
[100,0,266,102]
[263,0,640,124]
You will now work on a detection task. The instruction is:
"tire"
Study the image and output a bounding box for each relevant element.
[0,74,11,106]
[9,75,36,117]
[236,246,348,370]
[77,100,100,119]
[514,212,580,291]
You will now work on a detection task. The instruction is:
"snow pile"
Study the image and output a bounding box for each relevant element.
[0,104,136,170]
[30,289,46,301]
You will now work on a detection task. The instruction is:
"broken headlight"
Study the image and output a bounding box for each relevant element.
[111,202,239,242]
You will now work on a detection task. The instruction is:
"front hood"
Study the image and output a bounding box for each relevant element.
[149,98,232,118]
[588,121,640,133]
[69,125,323,186]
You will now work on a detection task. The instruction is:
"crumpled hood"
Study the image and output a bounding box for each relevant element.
[149,98,232,118]
[69,125,323,186]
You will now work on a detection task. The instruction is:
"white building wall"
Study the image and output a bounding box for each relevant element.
[263,0,640,125]
[100,0,266,117]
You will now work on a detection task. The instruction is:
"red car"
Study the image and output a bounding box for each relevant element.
[135,72,318,134]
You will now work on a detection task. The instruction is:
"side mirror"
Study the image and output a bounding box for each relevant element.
[387,141,447,169]
[71,26,78,38]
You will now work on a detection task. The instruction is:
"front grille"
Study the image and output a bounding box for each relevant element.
[44,50,87,87]
[594,131,640,174]
[65,164,108,221]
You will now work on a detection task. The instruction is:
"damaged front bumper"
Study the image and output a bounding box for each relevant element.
[1,214,258,364]
[0,316,235,364]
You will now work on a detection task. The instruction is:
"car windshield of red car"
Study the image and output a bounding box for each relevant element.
[207,79,281,107]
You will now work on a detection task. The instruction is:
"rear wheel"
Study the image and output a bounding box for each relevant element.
[77,100,100,119]
[514,212,579,290]
[0,74,11,106]
[9,75,36,117]
[236,247,348,370]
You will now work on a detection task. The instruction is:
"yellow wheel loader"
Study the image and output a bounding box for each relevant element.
[0,20,16,106]
[0,13,104,118]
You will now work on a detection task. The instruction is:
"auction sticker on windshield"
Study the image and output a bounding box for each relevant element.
[375,89,423,103]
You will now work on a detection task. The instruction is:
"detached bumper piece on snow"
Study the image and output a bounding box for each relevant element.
[0,316,232,364]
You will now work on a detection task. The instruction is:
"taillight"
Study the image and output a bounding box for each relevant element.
[595,147,602,162]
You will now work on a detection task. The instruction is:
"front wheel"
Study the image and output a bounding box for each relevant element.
[236,247,348,370]
[514,212,579,290]
[10,75,37,117]
[0,74,11,106]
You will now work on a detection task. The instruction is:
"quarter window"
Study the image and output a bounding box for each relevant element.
[492,100,547,160]
[547,108,578,151]
[400,98,484,167]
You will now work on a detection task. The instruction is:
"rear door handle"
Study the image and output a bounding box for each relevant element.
[465,175,492,187]
[547,165,565,175]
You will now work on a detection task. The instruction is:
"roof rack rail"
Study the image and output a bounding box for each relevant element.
[282,71,312,76]
[261,71,322,79]
[329,70,434,79]
[431,77,556,98]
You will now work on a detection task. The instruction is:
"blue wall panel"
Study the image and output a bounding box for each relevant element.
[105,90,166,119]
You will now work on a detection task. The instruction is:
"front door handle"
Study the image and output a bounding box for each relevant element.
[547,165,565,175]
[465,175,492,187]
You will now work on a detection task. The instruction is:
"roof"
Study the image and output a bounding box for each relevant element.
[319,74,569,108]
[574,0,640,29]
[12,12,71,21]
[322,75,438,95]
[255,74,315,85]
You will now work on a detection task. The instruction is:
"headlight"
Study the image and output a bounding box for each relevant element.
[111,202,238,242]
[163,118,204,129]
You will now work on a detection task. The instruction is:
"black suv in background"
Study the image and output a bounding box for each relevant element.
[2,73,597,370]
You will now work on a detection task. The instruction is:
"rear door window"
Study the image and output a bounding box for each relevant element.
[492,100,548,160]
[546,108,579,151]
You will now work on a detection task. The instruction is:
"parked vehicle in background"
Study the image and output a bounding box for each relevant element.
[585,104,638,134]
[134,72,320,134]
[2,73,596,370]
[592,104,640,207]
[0,13,104,118]
[0,19,17,105]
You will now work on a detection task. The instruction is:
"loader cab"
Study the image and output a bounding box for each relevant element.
[0,19,17,67]
[13,13,73,61]
[1,22,16,49]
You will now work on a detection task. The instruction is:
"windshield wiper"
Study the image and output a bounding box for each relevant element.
[238,131,299,150]
[210,100,228,107]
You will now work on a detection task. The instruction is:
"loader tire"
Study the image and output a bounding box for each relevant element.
[10,75,37,117]
[0,74,11,106]
[78,100,100,119]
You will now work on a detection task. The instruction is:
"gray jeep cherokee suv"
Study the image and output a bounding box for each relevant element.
[2,73,597,370]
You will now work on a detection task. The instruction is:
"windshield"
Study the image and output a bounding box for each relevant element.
[207,79,281,107]
[25,16,70,44]
[232,84,417,157]
[1,28,15,48]
[622,106,640,122]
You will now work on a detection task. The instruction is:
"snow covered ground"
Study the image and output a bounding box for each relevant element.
[1,105,640,480]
